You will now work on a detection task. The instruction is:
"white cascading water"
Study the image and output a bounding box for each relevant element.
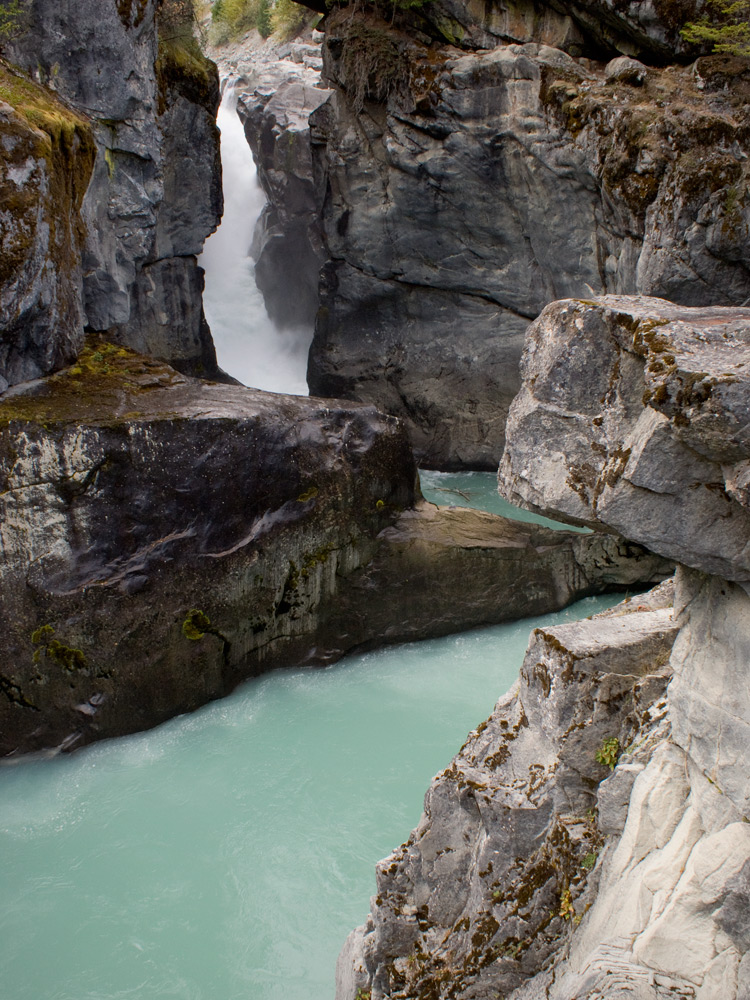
[200,85,311,395]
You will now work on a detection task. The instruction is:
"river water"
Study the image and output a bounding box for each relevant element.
[0,474,620,1000]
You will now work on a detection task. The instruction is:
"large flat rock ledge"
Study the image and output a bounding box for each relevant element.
[0,341,669,755]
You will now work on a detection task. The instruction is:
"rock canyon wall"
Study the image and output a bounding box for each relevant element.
[337,297,750,1000]
[239,1,750,467]
[1,0,223,387]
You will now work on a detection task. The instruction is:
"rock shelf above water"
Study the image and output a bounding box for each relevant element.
[340,297,750,1000]
[0,341,669,756]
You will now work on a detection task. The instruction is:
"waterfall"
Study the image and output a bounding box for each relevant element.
[200,85,310,395]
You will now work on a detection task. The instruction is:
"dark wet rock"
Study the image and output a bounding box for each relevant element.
[302,26,750,468]
[0,340,416,754]
[413,0,703,62]
[0,341,670,755]
[1,0,223,384]
[238,72,331,331]
[335,502,673,648]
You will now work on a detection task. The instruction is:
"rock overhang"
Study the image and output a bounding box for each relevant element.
[498,295,750,584]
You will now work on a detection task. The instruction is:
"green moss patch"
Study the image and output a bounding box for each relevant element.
[0,58,96,293]
[0,59,90,145]
[31,625,88,671]
[156,35,218,113]
[0,339,185,428]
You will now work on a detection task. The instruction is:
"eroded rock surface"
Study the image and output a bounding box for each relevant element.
[499,296,750,582]
[0,342,668,756]
[304,25,750,468]
[412,0,702,62]
[495,296,750,998]
[0,61,96,390]
[328,502,672,647]
[337,586,679,999]
[1,0,223,384]
[0,340,414,754]
[340,297,750,998]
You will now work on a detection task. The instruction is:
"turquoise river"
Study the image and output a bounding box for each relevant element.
[0,473,619,1000]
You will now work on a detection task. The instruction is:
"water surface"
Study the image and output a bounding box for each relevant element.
[420,469,589,532]
[0,477,618,1000]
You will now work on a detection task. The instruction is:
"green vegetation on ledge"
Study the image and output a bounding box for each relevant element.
[0,0,27,43]
[0,59,91,146]
[0,340,185,428]
[156,0,218,111]
[683,0,750,54]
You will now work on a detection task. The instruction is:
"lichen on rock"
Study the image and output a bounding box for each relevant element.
[0,59,96,390]
[1,0,225,385]
[499,296,750,583]
[336,585,680,999]
[339,296,750,998]
[298,29,750,468]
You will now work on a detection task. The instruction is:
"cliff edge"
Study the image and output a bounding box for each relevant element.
[337,298,750,999]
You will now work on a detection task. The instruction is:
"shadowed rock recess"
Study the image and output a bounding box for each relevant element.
[238,0,750,468]
[338,298,750,999]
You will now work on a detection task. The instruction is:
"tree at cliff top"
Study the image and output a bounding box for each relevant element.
[0,0,27,43]
[682,0,750,53]
[270,0,315,39]
[210,0,274,40]
[158,0,200,34]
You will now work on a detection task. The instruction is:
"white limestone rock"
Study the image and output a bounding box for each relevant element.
[336,591,679,1000]
[499,296,750,583]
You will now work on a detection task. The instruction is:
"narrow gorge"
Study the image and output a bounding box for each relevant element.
[0,0,748,999]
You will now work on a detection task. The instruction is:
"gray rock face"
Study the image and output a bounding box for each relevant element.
[489,294,750,998]
[669,567,750,817]
[542,726,750,1000]
[0,342,669,756]
[328,502,673,648]
[0,340,415,754]
[2,0,223,382]
[336,591,679,999]
[341,293,750,998]
[499,296,750,583]
[0,65,96,389]
[304,25,750,467]
[238,68,332,330]
[605,54,647,84]
[338,570,750,1000]
[416,0,701,61]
